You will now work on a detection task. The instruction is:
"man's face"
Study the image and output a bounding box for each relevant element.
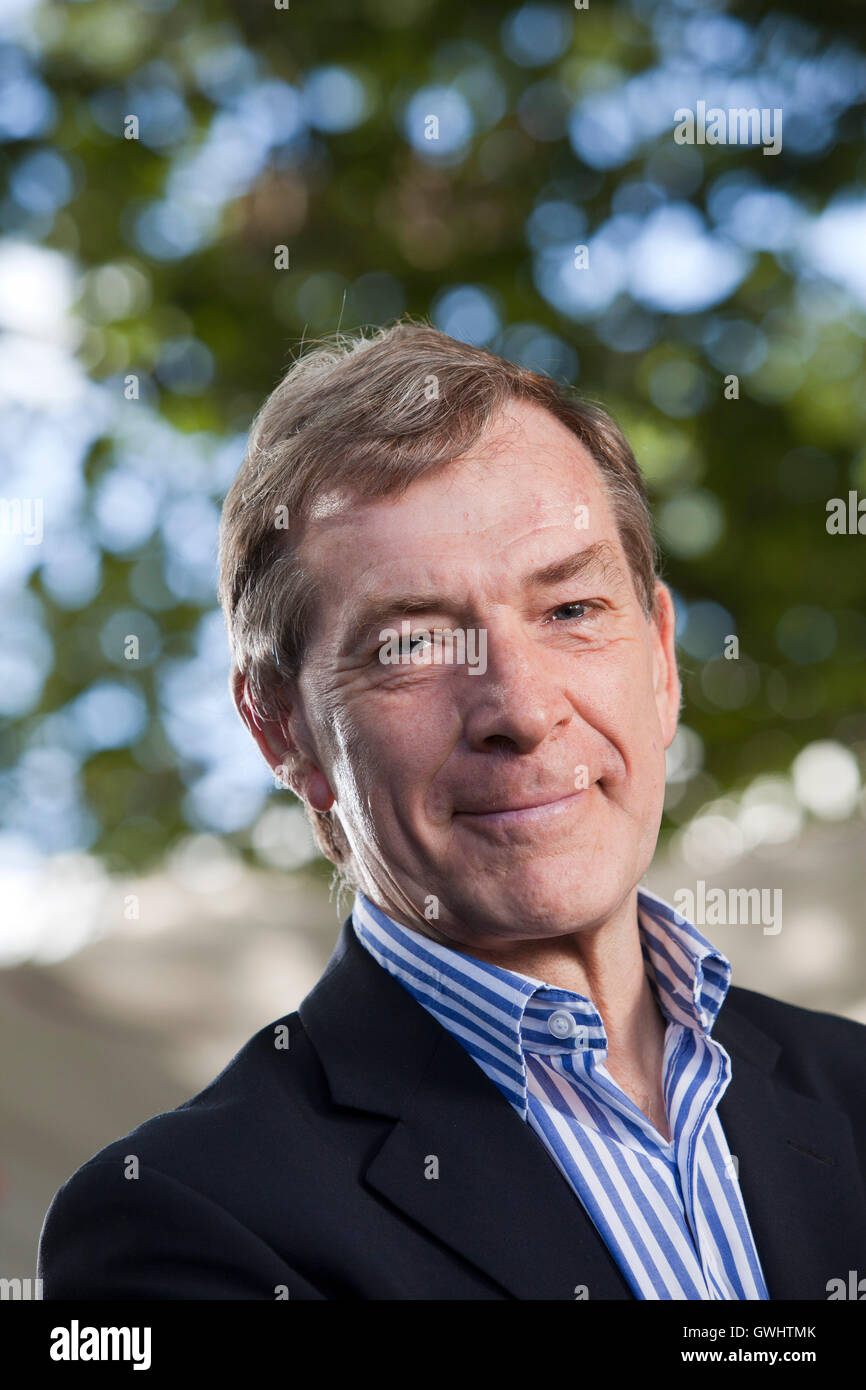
[267,399,680,949]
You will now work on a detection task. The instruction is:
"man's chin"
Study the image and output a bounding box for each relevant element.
[441,869,636,944]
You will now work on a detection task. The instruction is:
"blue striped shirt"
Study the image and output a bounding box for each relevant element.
[351,886,769,1301]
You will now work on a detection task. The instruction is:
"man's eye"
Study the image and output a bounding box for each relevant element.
[375,632,432,660]
[550,600,597,624]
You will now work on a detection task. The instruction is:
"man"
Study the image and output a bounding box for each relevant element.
[39,320,866,1299]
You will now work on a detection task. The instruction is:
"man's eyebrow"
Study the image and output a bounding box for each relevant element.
[338,541,627,654]
[528,539,625,590]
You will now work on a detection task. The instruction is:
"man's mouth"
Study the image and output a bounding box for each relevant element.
[453,788,590,827]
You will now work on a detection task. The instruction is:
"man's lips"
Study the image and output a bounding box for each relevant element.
[455,790,581,815]
[453,788,591,826]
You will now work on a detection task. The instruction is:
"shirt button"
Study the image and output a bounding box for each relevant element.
[548,1009,578,1039]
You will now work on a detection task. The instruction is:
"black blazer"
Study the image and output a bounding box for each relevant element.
[38,914,866,1299]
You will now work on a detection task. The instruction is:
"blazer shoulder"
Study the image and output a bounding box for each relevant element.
[48,1007,319,1195]
[38,1010,330,1298]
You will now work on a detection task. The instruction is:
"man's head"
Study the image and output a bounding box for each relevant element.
[218,319,680,948]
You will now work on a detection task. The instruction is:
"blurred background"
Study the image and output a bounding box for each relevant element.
[1,0,865,1275]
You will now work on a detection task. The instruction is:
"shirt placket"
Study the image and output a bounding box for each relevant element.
[676,1034,732,1297]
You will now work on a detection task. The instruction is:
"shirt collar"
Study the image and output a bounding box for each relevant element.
[351,886,731,1116]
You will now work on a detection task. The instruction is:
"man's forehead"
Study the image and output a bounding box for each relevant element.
[303,429,608,542]
[295,404,623,625]
[301,486,617,607]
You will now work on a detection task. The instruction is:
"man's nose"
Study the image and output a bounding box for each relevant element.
[459,619,574,754]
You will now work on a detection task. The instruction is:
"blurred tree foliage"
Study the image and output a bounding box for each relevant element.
[2,0,865,875]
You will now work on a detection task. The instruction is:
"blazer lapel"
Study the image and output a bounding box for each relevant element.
[714,996,866,1299]
[300,917,633,1300]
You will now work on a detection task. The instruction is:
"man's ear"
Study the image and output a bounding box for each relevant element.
[231,667,289,771]
[230,668,335,812]
[649,581,681,748]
